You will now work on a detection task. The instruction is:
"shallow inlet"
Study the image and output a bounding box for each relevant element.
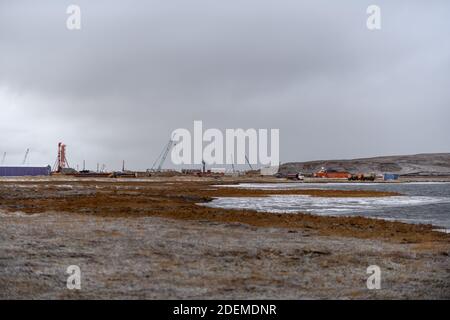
[204,183,450,231]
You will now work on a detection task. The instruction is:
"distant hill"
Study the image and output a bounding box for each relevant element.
[279,153,450,176]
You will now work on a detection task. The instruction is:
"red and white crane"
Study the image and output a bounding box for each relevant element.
[53,142,70,172]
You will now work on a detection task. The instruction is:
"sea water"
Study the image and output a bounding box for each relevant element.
[204,182,450,231]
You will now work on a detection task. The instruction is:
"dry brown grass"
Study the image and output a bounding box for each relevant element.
[0,179,448,244]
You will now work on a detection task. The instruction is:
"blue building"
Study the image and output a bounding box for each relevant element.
[383,173,399,181]
[0,166,51,177]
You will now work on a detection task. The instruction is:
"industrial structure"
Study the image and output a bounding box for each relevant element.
[0,148,51,177]
[383,173,399,181]
[53,142,70,173]
[0,140,411,180]
[0,166,51,177]
[150,138,175,172]
[22,148,30,165]
[260,166,278,176]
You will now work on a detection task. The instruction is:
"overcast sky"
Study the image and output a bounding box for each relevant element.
[0,0,449,170]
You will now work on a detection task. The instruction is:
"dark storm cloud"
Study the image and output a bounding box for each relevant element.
[0,0,449,170]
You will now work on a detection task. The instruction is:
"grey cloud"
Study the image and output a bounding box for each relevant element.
[0,0,449,170]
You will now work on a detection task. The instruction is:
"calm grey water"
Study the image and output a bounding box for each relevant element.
[206,182,450,231]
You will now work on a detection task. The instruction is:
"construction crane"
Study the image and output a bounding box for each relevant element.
[151,138,175,172]
[245,154,254,171]
[53,142,70,172]
[228,154,236,174]
[1,152,6,165]
[22,148,30,165]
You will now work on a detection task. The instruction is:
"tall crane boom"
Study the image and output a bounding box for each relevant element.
[157,140,174,171]
[151,138,175,172]
[245,154,254,171]
[53,142,70,172]
[22,148,30,165]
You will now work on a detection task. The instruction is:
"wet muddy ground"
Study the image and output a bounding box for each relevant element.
[0,177,449,299]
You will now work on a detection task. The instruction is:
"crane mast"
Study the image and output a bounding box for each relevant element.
[245,154,254,171]
[53,142,70,172]
[22,148,30,165]
[151,138,175,172]
[157,139,174,171]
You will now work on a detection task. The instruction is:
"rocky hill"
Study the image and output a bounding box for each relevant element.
[280,153,450,176]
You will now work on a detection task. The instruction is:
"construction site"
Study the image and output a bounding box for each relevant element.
[3,140,443,181]
[0,139,270,179]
